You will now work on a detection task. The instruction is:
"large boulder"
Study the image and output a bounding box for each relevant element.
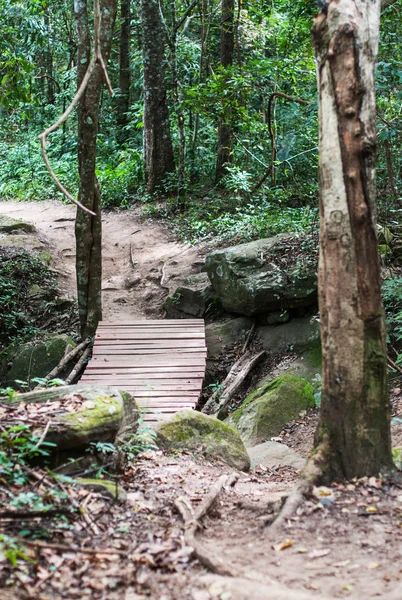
[0,215,36,234]
[155,410,250,471]
[8,385,138,451]
[225,374,315,447]
[256,317,320,355]
[165,272,215,318]
[3,334,76,388]
[205,234,317,316]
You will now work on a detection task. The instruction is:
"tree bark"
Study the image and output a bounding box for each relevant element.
[312,0,393,481]
[116,0,131,144]
[142,0,175,194]
[74,0,117,338]
[215,0,235,184]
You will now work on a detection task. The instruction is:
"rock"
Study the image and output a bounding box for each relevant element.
[3,334,76,388]
[206,317,253,359]
[165,272,215,318]
[10,385,138,451]
[0,233,45,251]
[392,447,402,470]
[256,316,320,355]
[205,234,317,316]
[266,337,322,383]
[257,310,290,326]
[0,215,36,234]
[124,273,141,289]
[155,410,250,471]
[74,478,127,502]
[225,374,315,447]
[247,441,306,470]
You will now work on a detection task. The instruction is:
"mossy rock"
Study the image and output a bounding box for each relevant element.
[4,334,76,388]
[0,233,45,252]
[392,447,402,470]
[155,410,250,471]
[0,215,36,234]
[74,478,127,502]
[225,374,315,447]
[6,385,138,451]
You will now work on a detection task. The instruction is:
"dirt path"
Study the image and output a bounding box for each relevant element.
[0,200,204,321]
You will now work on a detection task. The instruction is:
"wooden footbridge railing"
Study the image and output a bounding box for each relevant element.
[80,319,207,422]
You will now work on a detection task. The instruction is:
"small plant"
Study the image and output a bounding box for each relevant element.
[311,373,322,407]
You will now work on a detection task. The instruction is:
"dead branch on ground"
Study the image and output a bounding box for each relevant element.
[37,338,91,387]
[203,351,265,417]
[175,473,239,576]
[65,346,92,384]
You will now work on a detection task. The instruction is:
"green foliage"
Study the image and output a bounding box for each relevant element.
[0,424,55,485]
[0,247,55,345]
[382,275,402,365]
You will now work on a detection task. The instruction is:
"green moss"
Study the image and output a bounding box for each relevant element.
[74,478,126,501]
[225,374,315,446]
[392,447,402,470]
[61,395,122,439]
[156,410,250,471]
[0,215,36,233]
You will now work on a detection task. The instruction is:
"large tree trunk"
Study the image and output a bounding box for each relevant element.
[74,0,117,339]
[215,0,235,184]
[142,0,175,194]
[116,0,131,144]
[312,0,393,481]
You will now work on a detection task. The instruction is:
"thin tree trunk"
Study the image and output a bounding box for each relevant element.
[312,0,393,481]
[74,0,117,339]
[117,0,131,144]
[142,0,175,194]
[215,0,235,184]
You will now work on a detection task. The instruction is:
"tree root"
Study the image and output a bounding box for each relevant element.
[267,442,328,536]
[175,473,239,576]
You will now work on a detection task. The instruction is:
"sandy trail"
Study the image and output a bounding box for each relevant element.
[0,200,203,321]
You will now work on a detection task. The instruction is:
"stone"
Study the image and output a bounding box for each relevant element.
[0,215,36,234]
[0,233,45,252]
[205,234,317,316]
[257,310,290,326]
[256,317,320,355]
[225,374,315,447]
[3,334,76,388]
[9,385,138,451]
[392,447,402,470]
[165,272,216,318]
[155,410,250,471]
[205,317,254,359]
[258,336,322,388]
[74,478,127,502]
[247,441,306,470]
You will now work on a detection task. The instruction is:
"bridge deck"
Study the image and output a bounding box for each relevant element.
[80,319,206,422]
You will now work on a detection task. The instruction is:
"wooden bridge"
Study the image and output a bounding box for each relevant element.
[80,319,207,421]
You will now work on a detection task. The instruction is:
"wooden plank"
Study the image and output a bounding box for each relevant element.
[79,380,201,389]
[95,333,205,340]
[90,356,205,366]
[98,319,204,327]
[119,390,199,398]
[93,339,207,348]
[83,368,204,376]
[92,348,207,356]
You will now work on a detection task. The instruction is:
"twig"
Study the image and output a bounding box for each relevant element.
[35,420,51,449]
[0,509,73,519]
[65,347,92,384]
[241,320,256,355]
[38,338,91,386]
[388,356,402,375]
[19,538,128,556]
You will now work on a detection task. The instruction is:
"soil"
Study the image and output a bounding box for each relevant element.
[1,199,402,600]
[0,200,206,322]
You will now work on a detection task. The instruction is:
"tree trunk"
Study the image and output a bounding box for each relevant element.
[74,0,117,339]
[312,0,393,481]
[142,0,175,194]
[116,0,131,144]
[215,0,235,184]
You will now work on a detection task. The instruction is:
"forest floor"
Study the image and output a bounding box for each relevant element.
[1,200,402,600]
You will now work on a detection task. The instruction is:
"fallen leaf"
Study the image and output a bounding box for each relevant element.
[296,547,308,553]
[367,562,382,570]
[366,506,377,513]
[82,400,96,409]
[343,584,353,591]
[275,539,293,551]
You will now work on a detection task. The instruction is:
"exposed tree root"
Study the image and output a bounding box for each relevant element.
[267,443,328,536]
[175,473,239,576]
